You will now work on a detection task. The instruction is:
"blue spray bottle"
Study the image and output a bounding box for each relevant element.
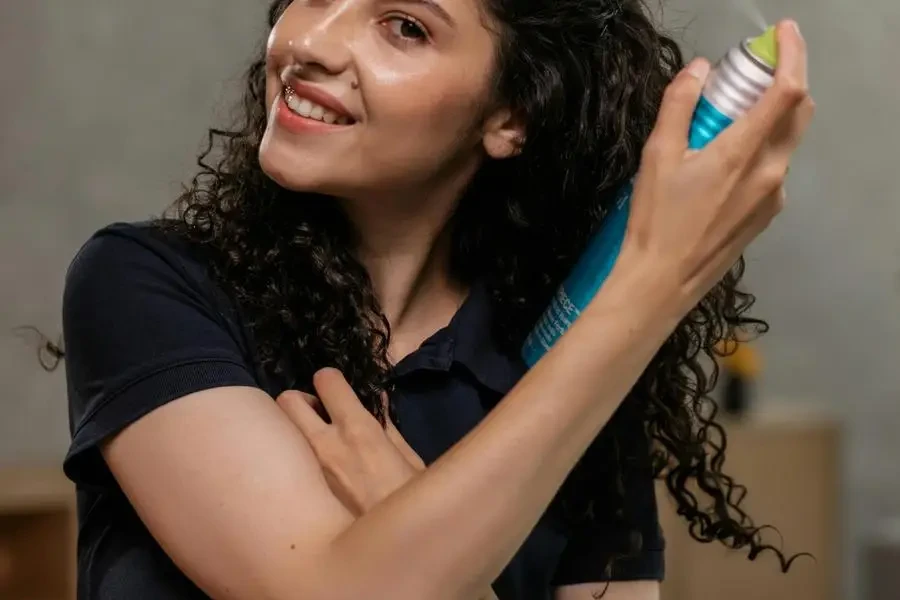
[522,26,779,366]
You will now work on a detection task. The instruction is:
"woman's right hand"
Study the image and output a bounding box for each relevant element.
[620,19,815,313]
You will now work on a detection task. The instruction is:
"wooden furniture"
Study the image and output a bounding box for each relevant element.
[0,466,76,600]
[658,405,841,600]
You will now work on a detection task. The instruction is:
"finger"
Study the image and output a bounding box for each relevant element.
[733,185,786,254]
[276,390,328,436]
[301,391,331,422]
[732,187,784,259]
[775,186,787,212]
[382,394,422,466]
[715,20,809,155]
[770,95,816,154]
[644,58,711,163]
[747,19,809,140]
[790,96,816,145]
[312,368,366,425]
[386,422,426,471]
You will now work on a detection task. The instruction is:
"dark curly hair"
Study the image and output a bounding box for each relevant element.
[47,0,805,577]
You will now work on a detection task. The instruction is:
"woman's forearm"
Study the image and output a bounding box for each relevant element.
[321,259,682,600]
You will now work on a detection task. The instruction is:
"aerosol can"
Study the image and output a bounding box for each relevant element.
[522,26,779,365]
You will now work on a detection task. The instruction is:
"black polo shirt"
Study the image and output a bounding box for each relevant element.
[62,222,664,600]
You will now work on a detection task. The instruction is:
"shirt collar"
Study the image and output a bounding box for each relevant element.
[390,280,526,395]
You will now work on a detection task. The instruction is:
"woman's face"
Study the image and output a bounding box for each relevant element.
[259,0,519,200]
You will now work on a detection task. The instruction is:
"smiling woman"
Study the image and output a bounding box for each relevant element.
[59,0,813,599]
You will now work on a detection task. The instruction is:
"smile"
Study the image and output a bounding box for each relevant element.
[283,86,354,126]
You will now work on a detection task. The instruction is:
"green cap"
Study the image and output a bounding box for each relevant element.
[748,25,778,68]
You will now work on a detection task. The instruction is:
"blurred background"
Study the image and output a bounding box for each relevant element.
[0,0,897,599]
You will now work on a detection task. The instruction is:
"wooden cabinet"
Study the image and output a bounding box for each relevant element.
[658,407,841,600]
[0,467,76,600]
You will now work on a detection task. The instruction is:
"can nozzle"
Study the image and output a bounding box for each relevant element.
[747,25,778,68]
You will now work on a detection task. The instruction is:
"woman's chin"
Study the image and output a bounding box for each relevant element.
[258,144,314,193]
[258,145,366,199]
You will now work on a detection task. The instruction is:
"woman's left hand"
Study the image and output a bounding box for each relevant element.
[276,368,424,518]
[278,369,500,600]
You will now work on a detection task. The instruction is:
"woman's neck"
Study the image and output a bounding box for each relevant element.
[338,182,471,364]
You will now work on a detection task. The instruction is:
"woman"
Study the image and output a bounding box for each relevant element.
[61,0,814,598]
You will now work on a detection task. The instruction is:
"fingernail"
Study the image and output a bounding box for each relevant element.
[686,58,709,80]
[788,19,802,37]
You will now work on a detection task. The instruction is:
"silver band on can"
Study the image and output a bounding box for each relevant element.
[702,40,776,121]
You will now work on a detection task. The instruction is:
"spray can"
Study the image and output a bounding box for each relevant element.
[522,26,779,366]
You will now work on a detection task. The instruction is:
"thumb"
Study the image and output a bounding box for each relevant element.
[646,58,710,163]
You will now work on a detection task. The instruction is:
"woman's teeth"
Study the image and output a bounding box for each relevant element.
[284,88,351,125]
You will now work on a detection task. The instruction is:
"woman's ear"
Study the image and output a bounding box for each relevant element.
[482,107,526,159]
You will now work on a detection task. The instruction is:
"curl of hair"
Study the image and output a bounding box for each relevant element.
[158,0,804,574]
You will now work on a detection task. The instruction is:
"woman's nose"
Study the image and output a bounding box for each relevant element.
[287,1,356,76]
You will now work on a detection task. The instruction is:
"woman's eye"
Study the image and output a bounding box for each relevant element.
[384,16,429,44]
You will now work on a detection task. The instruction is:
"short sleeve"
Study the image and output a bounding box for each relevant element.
[551,405,665,585]
[62,225,259,488]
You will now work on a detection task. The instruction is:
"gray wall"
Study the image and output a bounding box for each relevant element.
[1,1,897,598]
[0,0,263,456]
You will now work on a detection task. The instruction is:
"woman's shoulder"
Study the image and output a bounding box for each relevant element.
[62,220,262,489]
[62,219,245,354]
[65,219,225,307]
[69,219,204,278]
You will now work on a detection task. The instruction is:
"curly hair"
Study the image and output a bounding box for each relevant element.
[51,0,803,576]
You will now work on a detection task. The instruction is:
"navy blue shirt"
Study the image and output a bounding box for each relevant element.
[63,222,664,600]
